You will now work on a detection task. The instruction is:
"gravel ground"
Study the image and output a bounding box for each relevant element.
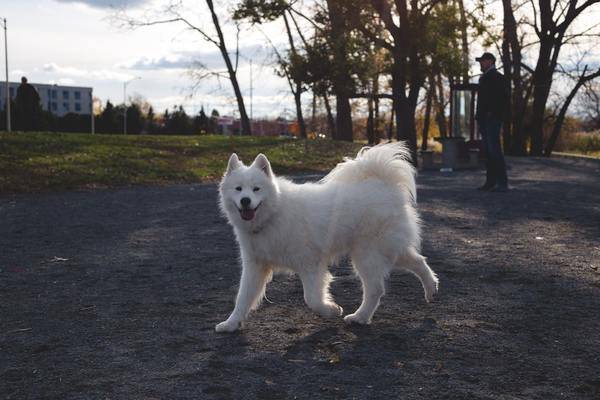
[1,156,599,400]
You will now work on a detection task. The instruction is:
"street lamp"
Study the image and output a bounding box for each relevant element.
[123,76,140,135]
[1,18,10,132]
[249,58,253,122]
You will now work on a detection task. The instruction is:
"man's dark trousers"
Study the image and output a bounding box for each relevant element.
[479,117,508,188]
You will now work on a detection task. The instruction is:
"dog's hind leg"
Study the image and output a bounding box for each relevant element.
[299,268,343,318]
[344,252,390,325]
[215,263,272,333]
[395,247,439,303]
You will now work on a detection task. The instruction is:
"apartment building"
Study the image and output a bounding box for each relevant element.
[0,81,93,117]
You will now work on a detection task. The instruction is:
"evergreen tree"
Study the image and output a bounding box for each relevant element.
[146,106,157,134]
[193,106,209,134]
[98,100,119,134]
[163,105,192,134]
[126,103,143,135]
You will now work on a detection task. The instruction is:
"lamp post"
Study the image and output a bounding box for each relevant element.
[249,58,253,122]
[123,76,140,135]
[2,18,10,132]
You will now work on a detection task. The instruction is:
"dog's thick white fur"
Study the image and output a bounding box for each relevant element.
[215,142,438,332]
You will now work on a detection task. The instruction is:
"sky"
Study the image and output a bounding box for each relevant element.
[1,0,293,117]
[2,0,599,118]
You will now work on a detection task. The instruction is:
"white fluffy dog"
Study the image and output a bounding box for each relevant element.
[216,142,438,332]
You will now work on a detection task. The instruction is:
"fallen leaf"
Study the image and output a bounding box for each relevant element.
[436,361,444,371]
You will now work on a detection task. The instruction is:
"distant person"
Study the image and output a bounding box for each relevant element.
[475,53,509,192]
[15,76,41,131]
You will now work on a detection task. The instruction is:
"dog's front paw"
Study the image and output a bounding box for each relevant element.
[425,278,439,303]
[343,313,371,325]
[315,302,344,318]
[325,303,344,318]
[215,319,242,333]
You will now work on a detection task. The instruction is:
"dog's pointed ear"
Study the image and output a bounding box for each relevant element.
[226,153,242,175]
[252,153,273,177]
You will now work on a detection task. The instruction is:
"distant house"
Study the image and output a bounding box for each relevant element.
[0,82,93,117]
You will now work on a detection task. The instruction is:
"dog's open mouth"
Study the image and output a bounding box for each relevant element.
[239,203,261,221]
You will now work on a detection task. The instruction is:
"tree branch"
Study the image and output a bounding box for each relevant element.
[555,0,600,34]
[114,12,221,48]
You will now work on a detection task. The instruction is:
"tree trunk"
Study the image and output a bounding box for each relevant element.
[326,0,354,141]
[293,87,307,139]
[367,86,375,145]
[501,38,513,153]
[335,95,353,141]
[282,13,307,139]
[530,41,554,156]
[456,0,470,83]
[392,68,418,164]
[311,91,316,133]
[323,94,336,138]
[374,74,380,142]
[529,0,567,156]
[435,73,447,137]
[387,106,395,141]
[421,78,434,151]
[206,0,251,135]
[502,0,527,155]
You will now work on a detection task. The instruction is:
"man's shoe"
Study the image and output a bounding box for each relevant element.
[491,185,509,192]
[477,184,495,191]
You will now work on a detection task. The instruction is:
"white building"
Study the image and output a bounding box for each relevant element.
[0,81,93,117]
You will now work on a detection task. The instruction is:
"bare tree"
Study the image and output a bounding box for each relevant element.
[526,0,600,155]
[545,64,600,155]
[579,81,600,130]
[114,0,252,135]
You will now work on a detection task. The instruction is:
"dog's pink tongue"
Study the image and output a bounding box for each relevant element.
[240,208,255,221]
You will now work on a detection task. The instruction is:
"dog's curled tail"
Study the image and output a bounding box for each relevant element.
[321,141,417,202]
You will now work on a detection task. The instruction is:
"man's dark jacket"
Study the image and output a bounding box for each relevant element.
[16,83,41,113]
[476,68,509,121]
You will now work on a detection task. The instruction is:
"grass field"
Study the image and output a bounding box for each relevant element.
[0,132,364,194]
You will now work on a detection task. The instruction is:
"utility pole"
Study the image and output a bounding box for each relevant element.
[2,18,10,132]
[250,59,253,122]
[90,90,95,134]
[123,76,140,135]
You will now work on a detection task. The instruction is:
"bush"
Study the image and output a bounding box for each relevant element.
[558,131,600,155]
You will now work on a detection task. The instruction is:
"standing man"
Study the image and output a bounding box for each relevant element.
[475,53,509,192]
[15,76,41,131]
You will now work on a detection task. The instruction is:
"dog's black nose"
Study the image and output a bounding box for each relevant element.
[240,197,251,207]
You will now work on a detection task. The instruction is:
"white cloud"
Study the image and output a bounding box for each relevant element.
[118,55,191,71]
[118,45,272,72]
[43,62,134,81]
[49,78,77,85]
[10,70,27,77]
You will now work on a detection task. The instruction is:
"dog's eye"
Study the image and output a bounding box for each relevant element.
[235,186,242,191]
[253,187,260,192]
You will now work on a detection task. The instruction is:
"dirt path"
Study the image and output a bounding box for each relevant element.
[1,156,599,400]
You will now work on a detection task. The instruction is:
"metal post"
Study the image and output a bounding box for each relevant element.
[90,90,95,134]
[249,59,253,122]
[3,18,10,132]
[123,81,126,135]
